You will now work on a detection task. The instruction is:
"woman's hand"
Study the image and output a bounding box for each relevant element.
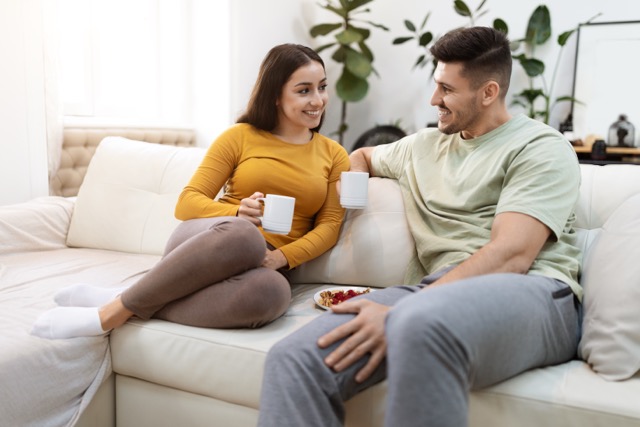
[318,299,389,383]
[262,249,288,270]
[237,192,264,226]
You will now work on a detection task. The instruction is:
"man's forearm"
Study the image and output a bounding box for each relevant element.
[349,147,375,175]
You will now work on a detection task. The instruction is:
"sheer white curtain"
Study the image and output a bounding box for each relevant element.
[43,0,63,187]
[57,0,191,127]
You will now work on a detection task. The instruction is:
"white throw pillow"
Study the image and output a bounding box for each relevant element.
[67,137,205,255]
[291,177,415,287]
[578,193,640,380]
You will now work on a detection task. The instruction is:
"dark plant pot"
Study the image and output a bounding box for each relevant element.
[351,125,407,152]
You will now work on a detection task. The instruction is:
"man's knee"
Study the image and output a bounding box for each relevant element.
[386,295,464,354]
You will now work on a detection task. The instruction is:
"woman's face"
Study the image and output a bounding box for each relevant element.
[276,60,328,134]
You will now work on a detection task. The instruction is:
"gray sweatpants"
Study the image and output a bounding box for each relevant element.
[257,270,580,427]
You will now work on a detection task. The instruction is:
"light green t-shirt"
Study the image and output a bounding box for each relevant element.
[372,114,583,300]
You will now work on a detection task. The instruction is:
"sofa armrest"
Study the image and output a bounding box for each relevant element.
[0,197,75,255]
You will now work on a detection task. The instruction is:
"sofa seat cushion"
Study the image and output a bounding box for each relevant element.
[110,284,338,410]
[470,361,640,426]
[0,246,158,426]
[111,284,640,427]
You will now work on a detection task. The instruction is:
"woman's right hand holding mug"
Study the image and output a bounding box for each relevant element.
[237,192,264,226]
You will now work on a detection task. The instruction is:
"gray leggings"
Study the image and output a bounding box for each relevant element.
[120,216,291,329]
[257,270,580,427]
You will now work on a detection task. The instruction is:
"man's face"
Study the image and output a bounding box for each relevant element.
[430,62,484,139]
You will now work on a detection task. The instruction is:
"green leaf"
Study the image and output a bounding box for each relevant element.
[526,5,551,45]
[336,69,369,102]
[475,0,488,12]
[420,12,431,30]
[351,26,371,41]
[414,54,426,69]
[332,46,347,63]
[493,18,508,34]
[363,20,390,31]
[345,49,372,78]
[321,3,347,19]
[404,20,416,32]
[310,23,342,37]
[518,88,545,103]
[344,0,374,12]
[518,57,545,77]
[393,36,414,45]
[336,28,364,45]
[475,10,489,20]
[358,41,374,62]
[554,95,576,103]
[454,0,472,17]
[557,29,575,47]
[419,31,433,47]
[315,42,336,54]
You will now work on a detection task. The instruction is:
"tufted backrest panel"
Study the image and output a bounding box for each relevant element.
[50,127,196,197]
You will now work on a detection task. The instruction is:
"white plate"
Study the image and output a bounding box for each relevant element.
[313,286,375,310]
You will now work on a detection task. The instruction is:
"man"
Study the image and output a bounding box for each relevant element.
[257,26,582,427]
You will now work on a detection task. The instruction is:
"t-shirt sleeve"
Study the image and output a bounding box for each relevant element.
[497,137,580,239]
[371,134,415,179]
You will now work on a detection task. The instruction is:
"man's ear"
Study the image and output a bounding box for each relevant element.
[481,81,500,106]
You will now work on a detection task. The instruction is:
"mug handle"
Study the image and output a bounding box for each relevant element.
[256,197,266,222]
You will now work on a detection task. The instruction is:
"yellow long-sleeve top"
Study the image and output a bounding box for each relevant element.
[175,123,350,269]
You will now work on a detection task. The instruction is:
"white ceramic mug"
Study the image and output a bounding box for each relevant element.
[340,171,369,209]
[257,194,295,234]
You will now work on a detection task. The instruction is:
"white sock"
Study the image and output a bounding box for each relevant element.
[54,283,126,307]
[30,307,108,340]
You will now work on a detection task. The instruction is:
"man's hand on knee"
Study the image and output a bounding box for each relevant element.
[318,299,389,383]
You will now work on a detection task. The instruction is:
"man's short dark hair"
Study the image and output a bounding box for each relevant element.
[430,26,512,97]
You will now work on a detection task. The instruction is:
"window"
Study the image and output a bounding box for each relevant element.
[58,0,190,126]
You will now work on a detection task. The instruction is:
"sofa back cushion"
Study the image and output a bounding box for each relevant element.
[578,193,640,380]
[291,177,415,287]
[66,137,205,255]
[573,164,640,381]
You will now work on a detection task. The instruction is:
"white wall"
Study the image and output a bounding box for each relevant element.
[0,0,50,205]
[230,0,640,151]
[2,0,639,206]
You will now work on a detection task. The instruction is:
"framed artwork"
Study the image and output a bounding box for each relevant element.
[572,21,640,147]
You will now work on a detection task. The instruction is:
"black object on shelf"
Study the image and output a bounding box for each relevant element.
[591,139,607,160]
[351,125,407,151]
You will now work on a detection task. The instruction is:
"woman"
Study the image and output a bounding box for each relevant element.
[32,44,349,339]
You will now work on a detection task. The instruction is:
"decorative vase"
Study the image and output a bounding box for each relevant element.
[608,114,635,147]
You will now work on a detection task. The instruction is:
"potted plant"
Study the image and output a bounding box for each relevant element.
[392,0,508,74]
[510,5,601,124]
[309,0,389,145]
[391,1,602,128]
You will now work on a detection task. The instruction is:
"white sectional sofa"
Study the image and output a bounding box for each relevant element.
[2,136,640,427]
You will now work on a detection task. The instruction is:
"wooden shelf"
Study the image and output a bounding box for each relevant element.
[573,145,640,165]
[573,145,640,155]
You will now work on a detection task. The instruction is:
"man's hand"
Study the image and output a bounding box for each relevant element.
[237,192,264,226]
[318,299,389,383]
[262,249,288,270]
[338,147,376,196]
